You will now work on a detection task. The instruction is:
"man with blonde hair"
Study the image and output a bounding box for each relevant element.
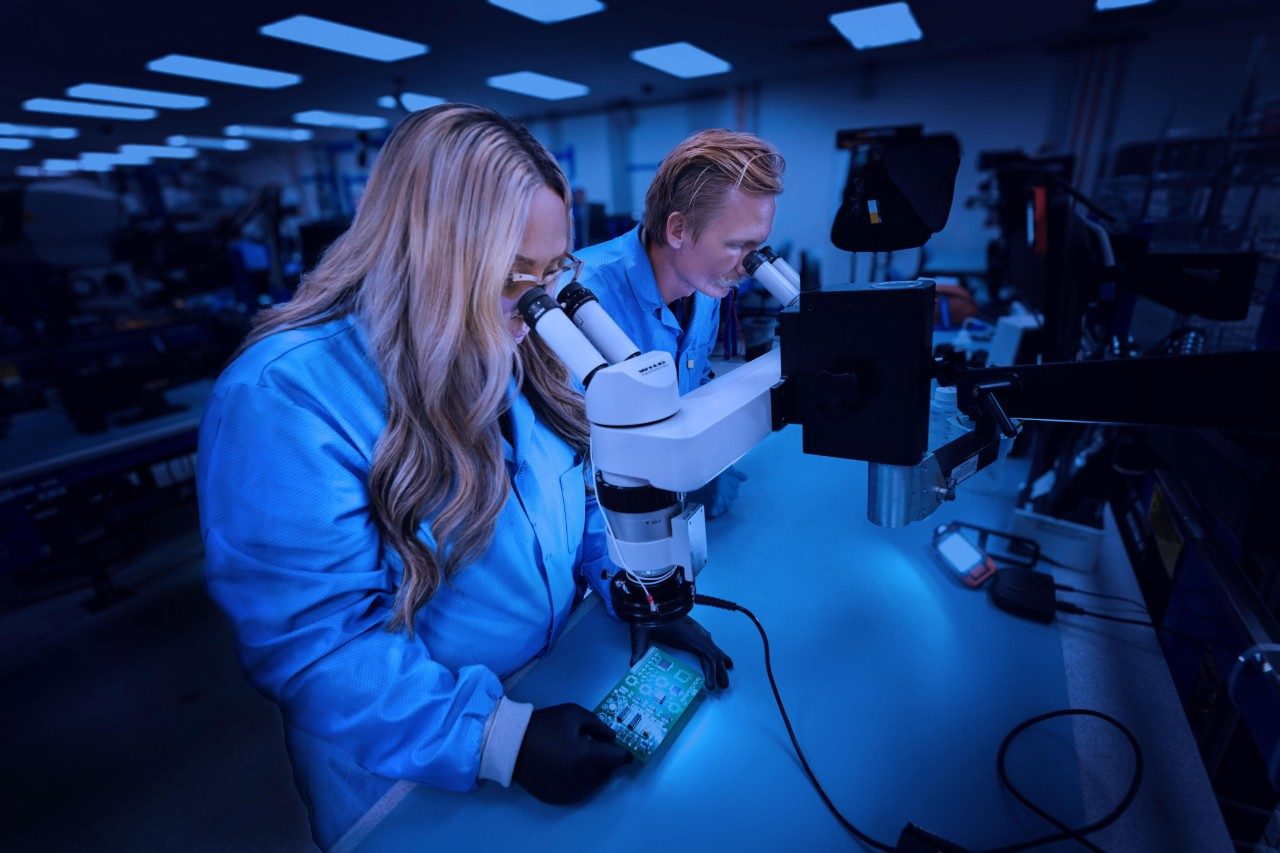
[576,129,785,520]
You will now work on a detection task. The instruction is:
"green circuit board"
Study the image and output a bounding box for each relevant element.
[593,646,705,762]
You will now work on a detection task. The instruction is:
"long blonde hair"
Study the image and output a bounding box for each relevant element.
[239,104,588,631]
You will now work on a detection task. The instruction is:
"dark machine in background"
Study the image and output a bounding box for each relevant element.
[965,101,1280,840]
[831,124,963,286]
[767,115,1280,844]
[0,176,276,609]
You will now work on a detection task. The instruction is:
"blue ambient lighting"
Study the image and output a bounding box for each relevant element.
[66,83,208,110]
[259,15,427,62]
[0,123,78,139]
[487,0,604,24]
[225,125,313,141]
[23,98,157,120]
[293,110,388,130]
[630,42,731,79]
[378,92,446,111]
[829,3,923,50]
[147,54,301,89]
[1095,0,1155,9]
[43,159,81,171]
[167,135,250,151]
[486,71,588,100]
[119,144,197,159]
[0,138,33,150]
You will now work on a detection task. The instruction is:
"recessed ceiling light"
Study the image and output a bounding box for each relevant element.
[225,125,313,141]
[487,0,604,23]
[293,110,388,130]
[119,144,197,159]
[0,123,78,139]
[378,92,446,111]
[24,98,157,121]
[829,3,923,50]
[486,71,588,100]
[167,135,250,151]
[81,151,152,167]
[0,138,34,150]
[1095,0,1154,9]
[631,42,731,79]
[43,159,83,172]
[66,83,208,110]
[147,54,301,89]
[259,15,428,62]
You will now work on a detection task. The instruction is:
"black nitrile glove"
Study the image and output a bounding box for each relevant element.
[513,704,632,805]
[629,616,733,692]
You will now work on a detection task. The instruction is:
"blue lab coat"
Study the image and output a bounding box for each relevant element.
[196,315,617,848]
[576,226,720,394]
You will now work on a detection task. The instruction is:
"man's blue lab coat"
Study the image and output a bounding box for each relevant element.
[576,226,720,394]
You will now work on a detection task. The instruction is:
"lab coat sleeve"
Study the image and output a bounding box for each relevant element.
[577,478,620,619]
[198,380,503,790]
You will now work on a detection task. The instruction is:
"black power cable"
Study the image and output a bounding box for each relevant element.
[694,593,1145,852]
[983,709,1143,853]
[693,593,896,851]
[1054,584,1148,614]
[1056,601,1213,656]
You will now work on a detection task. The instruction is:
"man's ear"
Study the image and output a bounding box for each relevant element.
[664,211,688,250]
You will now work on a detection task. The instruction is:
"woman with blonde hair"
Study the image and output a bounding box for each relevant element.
[196,104,730,848]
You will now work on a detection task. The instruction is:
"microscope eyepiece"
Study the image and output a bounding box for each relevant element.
[517,289,606,386]
[517,289,557,326]
[555,281,595,318]
[554,281,641,364]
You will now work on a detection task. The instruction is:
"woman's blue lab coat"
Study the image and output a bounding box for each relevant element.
[196,315,617,847]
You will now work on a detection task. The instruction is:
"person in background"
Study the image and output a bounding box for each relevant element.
[574,130,784,520]
[197,104,731,850]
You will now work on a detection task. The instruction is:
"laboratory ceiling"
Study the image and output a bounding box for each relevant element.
[0,0,1273,165]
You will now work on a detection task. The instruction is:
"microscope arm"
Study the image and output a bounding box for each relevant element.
[955,351,1280,433]
[869,349,1280,527]
[589,348,781,492]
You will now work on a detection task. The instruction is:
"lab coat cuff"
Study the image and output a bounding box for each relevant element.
[477,695,533,788]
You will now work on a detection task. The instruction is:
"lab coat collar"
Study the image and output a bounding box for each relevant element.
[621,226,681,333]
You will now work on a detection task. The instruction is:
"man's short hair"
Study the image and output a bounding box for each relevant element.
[642,129,785,248]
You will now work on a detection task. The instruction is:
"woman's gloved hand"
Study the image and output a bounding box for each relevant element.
[629,616,733,691]
[513,704,632,804]
[687,466,748,519]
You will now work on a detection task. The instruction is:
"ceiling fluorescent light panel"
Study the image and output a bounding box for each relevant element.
[829,3,923,50]
[147,54,302,89]
[259,15,427,61]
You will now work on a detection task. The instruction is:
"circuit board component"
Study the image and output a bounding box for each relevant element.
[593,646,705,762]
